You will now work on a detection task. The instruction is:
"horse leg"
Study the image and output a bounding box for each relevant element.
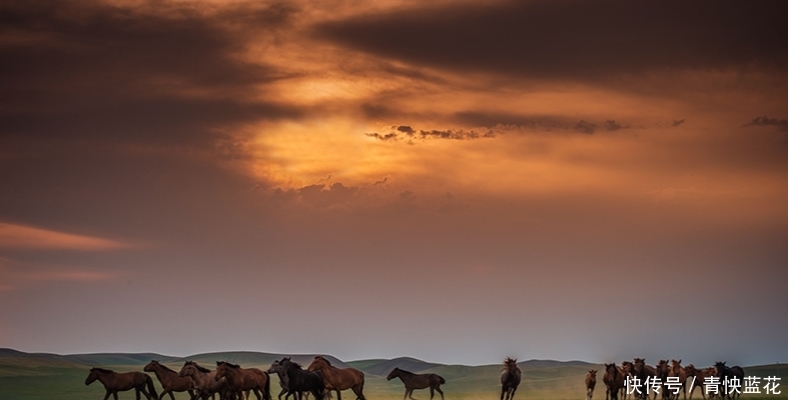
[114,391,120,400]
[102,391,112,400]
[435,387,444,400]
[429,387,435,400]
[335,390,342,400]
[408,388,418,400]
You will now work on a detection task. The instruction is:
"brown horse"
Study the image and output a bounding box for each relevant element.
[655,360,671,400]
[633,358,658,400]
[86,367,158,400]
[144,360,197,400]
[215,361,271,400]
[307,356,365,400]
[500,357,521,400]
[387,367,446,400]
[586,370,598,400]
[684,364,713,400]
[179,361,230,400]
[669,360,687,400]
[604,363,625,400]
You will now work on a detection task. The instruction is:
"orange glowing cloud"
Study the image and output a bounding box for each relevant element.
[0,222,135,251]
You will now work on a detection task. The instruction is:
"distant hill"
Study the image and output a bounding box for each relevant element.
[350,356,443,376]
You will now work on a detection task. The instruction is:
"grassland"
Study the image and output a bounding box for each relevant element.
[1,348,785,400]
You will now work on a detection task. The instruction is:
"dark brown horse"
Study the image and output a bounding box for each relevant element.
[144,360,196,400]
[277,357,325,400]
[684,364,713,400]
[586,370,598,400]
[307,356,365,400]
[500,357,521,400]
[655,360,671,400]
[669,360,687,400]
[714,362,744,400]
[633,358,658,400]
[386,367,445,400]
[604,363,625,400]
[215,361,271,400]
[86,367,158,400]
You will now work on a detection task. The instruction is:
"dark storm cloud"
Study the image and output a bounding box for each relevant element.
[315,0,788,82]
[453,111,566,129]
[574,120,596,134]
[0,0,301,147]
[743,116,788,132]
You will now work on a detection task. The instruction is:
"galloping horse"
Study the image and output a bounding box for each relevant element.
[604,363,625,400]
[500,357,521,400]
[268,360,324,400]
[586,370,598,400]
[86,367,158,400]
[144,360,196,400]
[278,357,325,400]
[655,360,671,400]
[215,361,271,400]
[386,367,445,400]
[684,364,713,400]
[633,359,658,400]
[714,362,744,400]
[179,361,229,400]
[307,356,365,400]
[669,360,687,400]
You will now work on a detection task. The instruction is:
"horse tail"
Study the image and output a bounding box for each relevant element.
[146,374,159,400]
[263,371,272,400]
[439,376,446,384]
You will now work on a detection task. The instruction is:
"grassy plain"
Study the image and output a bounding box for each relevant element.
[1,349,785,400]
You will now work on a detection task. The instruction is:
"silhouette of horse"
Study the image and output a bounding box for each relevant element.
[144,360,196,400]
[386,367,445,400]
[179,361,230,400]
[86,367,158,400]
[307,356,365,400]
[215,361,271,400]
[714,362,744,400]
[586,370,598,400]
[604,363,625,400]
[278,357,325,400]
[500,357,521,400]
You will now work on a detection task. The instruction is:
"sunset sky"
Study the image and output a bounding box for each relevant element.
[1,0,787,367]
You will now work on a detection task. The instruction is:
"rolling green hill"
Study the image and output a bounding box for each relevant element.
[1,348,785,400]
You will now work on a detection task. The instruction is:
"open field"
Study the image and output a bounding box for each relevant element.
[1,349,786,400]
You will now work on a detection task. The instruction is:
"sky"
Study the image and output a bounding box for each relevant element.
[0,0,787,367]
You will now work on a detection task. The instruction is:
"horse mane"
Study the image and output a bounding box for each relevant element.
[395,368,414,376]
[158,363,177,373]
[502,358,518,372]
[219,361,241,369]
[185,361,212,373]
[315,356,332,366]
[91,367,114,374]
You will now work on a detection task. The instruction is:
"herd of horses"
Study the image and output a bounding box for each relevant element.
[84,355,452,400]
[585,359,745,400]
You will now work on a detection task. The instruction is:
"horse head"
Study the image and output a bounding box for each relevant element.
[589,370,597,378]
[143,360,158,372]
[386,367,400,381]
[85,368,99,385]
